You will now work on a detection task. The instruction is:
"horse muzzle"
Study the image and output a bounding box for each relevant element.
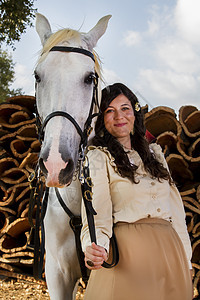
[39,156,74,187]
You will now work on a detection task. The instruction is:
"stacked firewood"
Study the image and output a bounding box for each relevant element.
[0,96,199,296]
[145,105,200,298]
[0,95,40,277]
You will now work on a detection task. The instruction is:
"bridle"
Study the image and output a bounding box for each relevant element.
[35,46,100,171]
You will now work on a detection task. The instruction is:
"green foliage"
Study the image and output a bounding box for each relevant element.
[0,1,36,101]
[0,0,36,48]
[0,49,23,102]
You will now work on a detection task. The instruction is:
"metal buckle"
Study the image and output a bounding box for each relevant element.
[85,177,93,187]
[84,190,93,201]
[28,171,36,183]
[87,126,93,137]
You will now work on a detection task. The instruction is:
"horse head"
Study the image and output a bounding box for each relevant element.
[35,13,111,187]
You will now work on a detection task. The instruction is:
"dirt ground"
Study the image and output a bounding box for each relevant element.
[0,277,85,300]
[0,277,49,300]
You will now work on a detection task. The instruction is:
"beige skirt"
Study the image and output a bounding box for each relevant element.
[84,218,193,300]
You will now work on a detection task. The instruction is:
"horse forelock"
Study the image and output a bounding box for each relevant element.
[37,28,102,78]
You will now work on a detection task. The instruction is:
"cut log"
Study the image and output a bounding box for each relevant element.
[0,256,34,267]
[19,152,39,170]
[179,105,200,138]
[6,182,31,204]
[17,198,30,217]
[0,157,19,174]
[192,222,200,239]
[184,111,200,137]
[1,168,29,185]
[179,105,198,123]
[156,131,177,155]
[16,124,38,141]
[0,206,16,216]
[192,239,200,264]
[0,210,10,236]
[0,103,34,129]
[0,262,22,273]
[10,139,32,159]
[0,269,46,285]
[0,181,16,207]
[0,128,10,138]
[2,251,34,259]
[0,218,31,253]
[182,197,200,215]
[177,140,200,163]
[6,95,36,114]
[144,107,181,138]
[197,185,200,201]
[0,131,16,143]
[185,212,195,233]
[180,187,196,197]
[189,138,200,159]
[166,154,193,186]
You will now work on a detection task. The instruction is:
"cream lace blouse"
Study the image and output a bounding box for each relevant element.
[81,143,192,269]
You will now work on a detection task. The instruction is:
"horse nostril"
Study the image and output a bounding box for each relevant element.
[39,158,48,175]
[59,159,74,185]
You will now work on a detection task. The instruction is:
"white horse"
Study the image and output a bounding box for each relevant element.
[34,13,111,300]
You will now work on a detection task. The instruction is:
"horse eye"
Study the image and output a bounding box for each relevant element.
[34,72,41,83]
[84,73,95,85]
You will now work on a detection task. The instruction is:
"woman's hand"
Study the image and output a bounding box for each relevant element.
[85,242,108,270]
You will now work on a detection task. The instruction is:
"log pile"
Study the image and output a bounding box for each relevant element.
[0,95,40,278]
[0,96,199,297]
[145,105,200,298]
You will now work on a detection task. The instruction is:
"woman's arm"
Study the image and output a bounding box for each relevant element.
[81,149,113,266]
[151,143,192,269]
[169,184,193,270]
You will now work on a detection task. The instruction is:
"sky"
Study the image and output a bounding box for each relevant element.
[5,0,200,115]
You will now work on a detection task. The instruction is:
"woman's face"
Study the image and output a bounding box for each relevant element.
[104,94,135,146]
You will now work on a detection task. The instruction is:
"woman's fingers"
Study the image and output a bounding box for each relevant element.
[84,243,108,269]
[91,243,108,261]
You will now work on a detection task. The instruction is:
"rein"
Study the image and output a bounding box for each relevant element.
[28,46,118,281]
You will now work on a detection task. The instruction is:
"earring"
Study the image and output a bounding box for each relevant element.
[130,128,134,135]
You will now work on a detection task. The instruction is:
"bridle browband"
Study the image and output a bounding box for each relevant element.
[50,46,95,62]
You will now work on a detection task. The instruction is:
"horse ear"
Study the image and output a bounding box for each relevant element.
[85,15,112,50]
[36,13,52,46]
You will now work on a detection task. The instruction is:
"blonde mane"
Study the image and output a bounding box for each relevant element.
[37,28,102,78]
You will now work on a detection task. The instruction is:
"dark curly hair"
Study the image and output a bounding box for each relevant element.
[92,83,172,184]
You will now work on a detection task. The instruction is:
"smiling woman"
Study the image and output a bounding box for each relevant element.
[81,82,193,300]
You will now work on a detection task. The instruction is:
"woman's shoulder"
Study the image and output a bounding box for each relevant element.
[87,145,114,160]
[87,146,118,171]
[149,143,166,164]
